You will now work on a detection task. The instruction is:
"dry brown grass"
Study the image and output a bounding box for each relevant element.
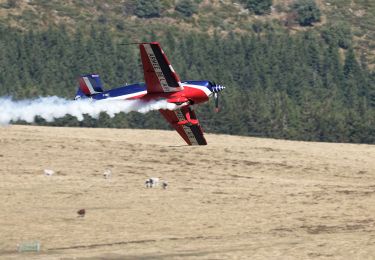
[0,125,374,259]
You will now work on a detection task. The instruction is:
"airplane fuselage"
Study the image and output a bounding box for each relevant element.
[91,80,213,106]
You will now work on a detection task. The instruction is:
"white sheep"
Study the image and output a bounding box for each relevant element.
[145,177,159,188]
[103,169,112,179]
[43,169,54,176]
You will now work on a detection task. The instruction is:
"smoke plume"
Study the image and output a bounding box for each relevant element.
[0,96,177,125]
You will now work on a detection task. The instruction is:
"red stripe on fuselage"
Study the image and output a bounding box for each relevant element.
[137,86,209,104]
[111,85,209,105]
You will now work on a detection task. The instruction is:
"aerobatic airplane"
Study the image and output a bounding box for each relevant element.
[74,42,225,145]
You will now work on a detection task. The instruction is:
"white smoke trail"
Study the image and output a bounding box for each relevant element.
[0,96,177,125]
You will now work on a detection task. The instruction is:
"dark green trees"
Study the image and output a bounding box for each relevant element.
[134,0,161,18]
[2,0,19,8]
[175,0,198,17]
[321,23,352,49]
[0,24,374,144]
[291,0,321,26]
[241,0,273,15]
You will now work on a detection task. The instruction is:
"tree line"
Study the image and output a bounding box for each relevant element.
[0,25,374,143]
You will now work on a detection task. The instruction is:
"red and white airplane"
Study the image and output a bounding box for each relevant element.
[75,42,225,145]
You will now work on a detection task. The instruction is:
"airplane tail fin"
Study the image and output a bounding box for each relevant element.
[74,87,88,100]
[75,74,104,99]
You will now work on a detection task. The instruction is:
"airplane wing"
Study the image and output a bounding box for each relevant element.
[159,106,207,146]
[139,42,183,93]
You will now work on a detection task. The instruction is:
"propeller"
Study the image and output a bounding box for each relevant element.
[210,81,225,113]
[214,93,219,112]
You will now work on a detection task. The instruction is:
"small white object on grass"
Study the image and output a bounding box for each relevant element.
[103,169,112,179]
[145,177,159,188]
[43,169,54,176]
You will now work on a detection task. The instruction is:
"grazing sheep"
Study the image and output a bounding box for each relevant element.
[103,169,112,179]
[145,177,159,188]
[43,169,54,176]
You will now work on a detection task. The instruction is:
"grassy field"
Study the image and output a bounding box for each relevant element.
[0,125,374,259]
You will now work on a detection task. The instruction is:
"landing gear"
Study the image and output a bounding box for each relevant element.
[177,110,199,126]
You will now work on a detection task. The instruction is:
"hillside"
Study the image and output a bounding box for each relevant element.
[0,0,374,67]
[0,0,374,144]
[0,125,374,259]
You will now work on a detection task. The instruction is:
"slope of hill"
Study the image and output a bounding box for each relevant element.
[0,0,374,66]
[0,125,374,259]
